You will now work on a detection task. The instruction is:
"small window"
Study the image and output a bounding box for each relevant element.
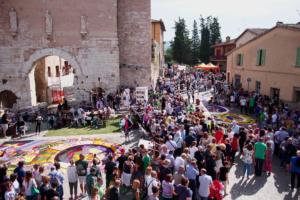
[55,66,60,77]
[296,47,300,67]
[236,54,243,66]
[256,49,266,66]
[47,66,51,77]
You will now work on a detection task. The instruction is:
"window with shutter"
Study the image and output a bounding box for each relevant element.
[296,47,300,67]
[256,50,260,66]
[261,49,266,65]
[256,49,265,66]
[241,54,244,66]
[236,54,243,66]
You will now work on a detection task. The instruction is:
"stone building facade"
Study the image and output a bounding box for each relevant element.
[0,0,151,109]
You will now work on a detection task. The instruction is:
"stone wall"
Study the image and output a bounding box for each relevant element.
[118,0,152,88]
[34,58,47,102]
[0,0,120,108]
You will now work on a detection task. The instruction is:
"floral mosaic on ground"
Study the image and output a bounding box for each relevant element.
[0,138,119,171]
[214,113,256,126]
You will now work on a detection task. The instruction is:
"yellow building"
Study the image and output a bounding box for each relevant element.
[227,22,300,103]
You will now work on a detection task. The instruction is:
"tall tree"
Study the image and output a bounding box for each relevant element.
[199,16,211,63]
[172,18,192,64]
[209,17,221,55]
[191,20,201,65]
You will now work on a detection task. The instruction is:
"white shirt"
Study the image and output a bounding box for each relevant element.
[174,136,183,148]
[242,148,254,164]
[67,165,78,183]
[23,179,36,196]
[240,99,246,106]
[12,180,20,194]
[166,140,177,152]
[198,174,212,197]
[147,178,159,196]
[272,114,277,123]
[174,156,185,171]
[189,146,198,158]
[5,190,16,200]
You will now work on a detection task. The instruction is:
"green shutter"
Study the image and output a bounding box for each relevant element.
[236,54,239,66]
[296,47,300,67]
[261,49,266,65]
[241,54,244,66]
[256,50,260,66]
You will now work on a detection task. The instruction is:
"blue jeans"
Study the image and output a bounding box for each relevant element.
[243,163,252,176]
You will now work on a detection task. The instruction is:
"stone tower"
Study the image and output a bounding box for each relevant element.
[117,0,152,88]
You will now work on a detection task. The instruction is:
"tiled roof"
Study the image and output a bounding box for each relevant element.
[227,22,300,55]
[247,28,268,35]
[211,38,236,47]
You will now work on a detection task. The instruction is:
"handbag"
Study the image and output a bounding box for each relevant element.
[31,185,40,196]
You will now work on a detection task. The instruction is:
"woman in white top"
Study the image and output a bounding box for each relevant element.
[23,171,38,200]
[242,143,254,178]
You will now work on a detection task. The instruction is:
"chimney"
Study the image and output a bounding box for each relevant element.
[276,21,283,26]
[226,36,230,42]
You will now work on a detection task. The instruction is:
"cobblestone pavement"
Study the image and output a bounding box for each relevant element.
[224,156,299,200]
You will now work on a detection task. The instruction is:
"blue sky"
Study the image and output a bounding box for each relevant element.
[152,0,300,41]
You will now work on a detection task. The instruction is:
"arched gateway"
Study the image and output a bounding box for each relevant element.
[0,0,152,109]
[22,48,85,106]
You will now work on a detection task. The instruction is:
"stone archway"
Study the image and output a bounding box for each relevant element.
[0,90,17,108]
[20,48,84,106]
[21,48,84,76]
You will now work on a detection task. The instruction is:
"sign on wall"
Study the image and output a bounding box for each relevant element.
[135,87,148,103]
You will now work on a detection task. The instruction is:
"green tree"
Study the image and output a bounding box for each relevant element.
[199,16,211,63]
[191,20,201,65]
[164,47,173,64]
[199,16,222,62]
[172,18,192,64]
[209,17,221,55]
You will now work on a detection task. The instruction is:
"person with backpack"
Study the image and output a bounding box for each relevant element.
[75,154,88,196]
[86,168,97,199]
[290,150,300,190]
[48,163,64,200]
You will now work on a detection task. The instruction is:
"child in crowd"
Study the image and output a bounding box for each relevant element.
[265,142,273,176]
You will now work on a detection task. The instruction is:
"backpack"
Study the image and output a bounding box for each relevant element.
[49,172,61,186]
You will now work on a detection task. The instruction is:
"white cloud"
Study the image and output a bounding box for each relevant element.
[152,0,300,41]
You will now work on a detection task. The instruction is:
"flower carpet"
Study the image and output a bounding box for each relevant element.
[0,138,119,171]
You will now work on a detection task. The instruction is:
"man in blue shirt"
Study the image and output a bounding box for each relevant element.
[13,161,25,188]
[290,150,300,190]
[185,160,199,200]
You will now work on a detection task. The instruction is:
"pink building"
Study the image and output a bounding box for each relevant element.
[227,22,300,103]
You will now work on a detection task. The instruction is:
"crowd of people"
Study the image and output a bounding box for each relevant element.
[0,66,300,200]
